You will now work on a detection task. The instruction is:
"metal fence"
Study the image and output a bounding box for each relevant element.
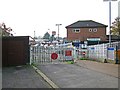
[87,41,120,62]
[30,45,77,64]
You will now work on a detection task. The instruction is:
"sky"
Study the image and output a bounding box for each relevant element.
[0,0,119,38]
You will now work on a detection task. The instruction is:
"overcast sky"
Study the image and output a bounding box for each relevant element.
[0,0,119,38]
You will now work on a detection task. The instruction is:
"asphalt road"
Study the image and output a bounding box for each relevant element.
[37,63,118,88]
[2,62,119,89]
[2,65,52,88]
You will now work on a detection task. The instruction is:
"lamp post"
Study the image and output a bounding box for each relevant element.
[34,30,36,39]
[103,0,117,46]
[56,24,62,42]
[118,1,120,17]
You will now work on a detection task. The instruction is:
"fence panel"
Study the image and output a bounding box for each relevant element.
[87,44,107,62]
[87,42,120,62]
[30,45,77,64]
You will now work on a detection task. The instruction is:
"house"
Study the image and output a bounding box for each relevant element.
[65,20,108,42]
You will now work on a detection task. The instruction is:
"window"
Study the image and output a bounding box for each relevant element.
[73,29,80,33]
[89,29,92,32]
[89,28,98,32]
[93,28,97,32]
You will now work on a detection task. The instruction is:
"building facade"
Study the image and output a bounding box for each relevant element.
[66,20,108,42]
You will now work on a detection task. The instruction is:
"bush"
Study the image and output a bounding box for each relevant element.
[66,61,74,64]
[80,58,88,60]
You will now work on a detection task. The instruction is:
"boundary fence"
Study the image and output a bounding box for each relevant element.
[87,41,120,63]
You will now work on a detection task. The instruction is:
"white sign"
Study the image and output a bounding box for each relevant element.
[81,44,87,49]
[65,56,73,60]
[107,47,115,60]
[87,38,100,41]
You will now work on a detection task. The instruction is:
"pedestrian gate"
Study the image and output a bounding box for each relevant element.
[30,46,76,64]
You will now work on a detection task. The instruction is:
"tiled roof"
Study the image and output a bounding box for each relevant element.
[66,20,108,28]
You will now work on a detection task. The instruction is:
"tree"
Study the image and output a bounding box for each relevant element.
[43,32,50,39]
[111,17,120,35]
[49,35,56,42]
[0,22,13,36]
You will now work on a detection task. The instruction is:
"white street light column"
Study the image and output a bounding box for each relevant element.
[56,24,62,41]
[34,30,36,39]
[103,0,117,46]
[109,0,111,45]
[118,1,120,17]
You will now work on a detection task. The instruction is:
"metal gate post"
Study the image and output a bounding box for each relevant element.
[115,45,118,64]
[30,47,32,65]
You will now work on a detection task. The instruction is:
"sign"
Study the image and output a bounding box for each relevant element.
[51,53,58,60]
[107,47,115,60]
[52,31,56,35]
[84,41,88,45]
[72,42,80,47]
[65,50,72,56]
[107,47,114,50]
[81,44,87,49]
[82,52,86,55]
[87,38,100,41]
[91,47,95,50]
[65,50,73,60]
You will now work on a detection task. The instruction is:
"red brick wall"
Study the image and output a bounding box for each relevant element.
[67,27,107,41]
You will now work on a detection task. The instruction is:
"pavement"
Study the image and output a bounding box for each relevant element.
[2,65,52,88]
[75,60,119,78]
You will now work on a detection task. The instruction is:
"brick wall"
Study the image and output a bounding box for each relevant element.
[67,27,107,41]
